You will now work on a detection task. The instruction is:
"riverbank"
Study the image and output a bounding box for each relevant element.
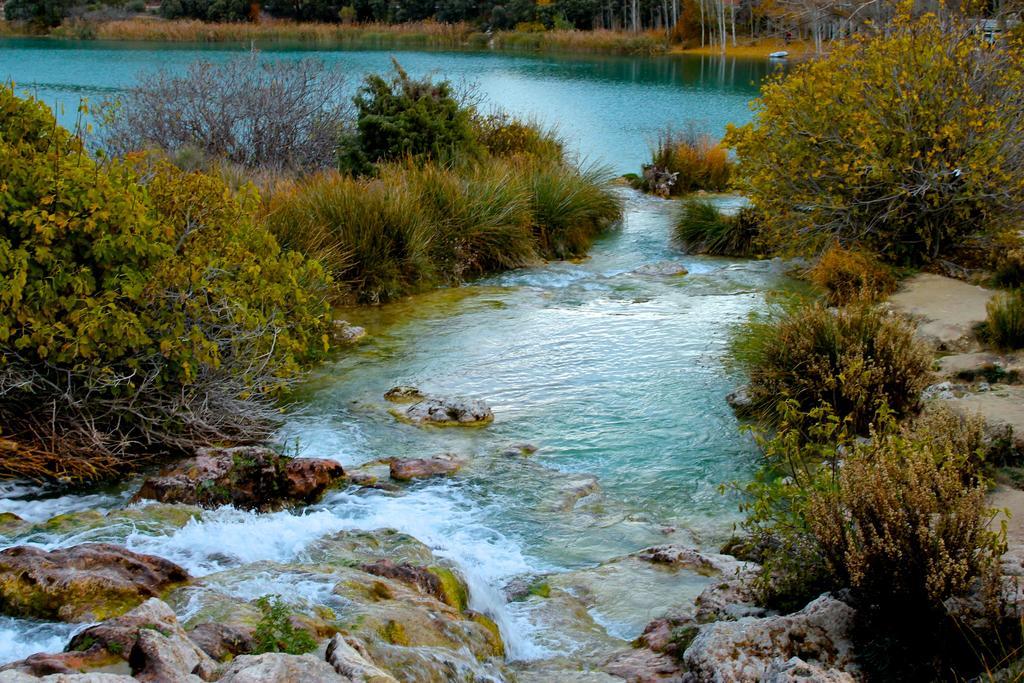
[0,17,812,57]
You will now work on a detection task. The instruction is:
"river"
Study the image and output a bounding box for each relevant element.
[0,39,791,674]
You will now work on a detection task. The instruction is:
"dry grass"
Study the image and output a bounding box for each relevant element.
[807,244,898,306]
[491,28,667,55]
[644,127,731,195]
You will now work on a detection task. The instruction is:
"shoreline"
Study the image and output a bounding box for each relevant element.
[0,18,809,59]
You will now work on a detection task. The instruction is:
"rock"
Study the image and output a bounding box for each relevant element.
[386,389,493,427]
[885,273,994,351]
[333,319,367,344]
[553,474,600,512]
[0,674,139,682]
[633,261,689,278]
[937,386,1024,456]
[186,623,255,661]
[132,446,345,511]
[325,634,398,682]
[0,544,189,622]
[633,545,753,578]
[383,386,424,403]
[499,443,538,457]
[603,647,686,682]
[5,598,215,681]
[725,385,755,416]
[682,594,859,682]
[764,657,856,682]
[388,453,465,481]
[359,560,467,610]
[0,512,28,538]
[922,381,964,401]
[216,653,348,683]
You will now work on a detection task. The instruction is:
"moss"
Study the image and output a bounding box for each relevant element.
[72,635,98,652]
[0,512,27,537]
[38,510,106,535]
[468,611,505,658]
[428,566,469,611]
[527,581,551,599]
[379,619,410,646]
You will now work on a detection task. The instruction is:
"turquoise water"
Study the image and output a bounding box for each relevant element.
[0,41,791,669]
[0,38,775,172]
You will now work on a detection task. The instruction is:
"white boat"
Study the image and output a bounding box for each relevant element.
[769,50,789,59]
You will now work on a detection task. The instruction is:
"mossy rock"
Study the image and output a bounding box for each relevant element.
[467,611,505,658]
[428,566,469,612]
[305,529,436,568]
[0,512,28,538]
[379,619,410,646]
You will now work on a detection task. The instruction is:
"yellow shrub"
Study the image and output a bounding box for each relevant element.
[807,244,897,306]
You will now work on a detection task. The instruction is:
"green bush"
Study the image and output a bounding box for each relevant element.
[340,60,480,173]
[253,596,318,655]
[726,13,1024,264]
[986,290,1024,350]
[0,87,329,480]
[729,303,931,434]
[673,199,761,257]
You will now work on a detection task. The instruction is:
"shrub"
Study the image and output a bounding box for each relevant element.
[674,199,761,257]
[0,87,329,480]
[473,110,564,163]
[730,303,931,434]
[807,244,897,306]
[726,13,1024,264]
[340,60,480,173]
[641,126,731,196]
[101,56,348,172]
[253,596,318,655]
[993,237,1024,289]
[159,0,251,21]
[986,290,1024,350]
[739,402,1005,680]
[3,0,76,26]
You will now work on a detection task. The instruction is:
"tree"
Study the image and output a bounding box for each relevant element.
[3,0,77,27]
[726,13,1024,264]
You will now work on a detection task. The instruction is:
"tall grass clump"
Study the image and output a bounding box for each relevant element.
[730,303,932,433]
[378,161,537,279]
[524,159,623,259]
[640,127,731,196]
[473,110,564,163]
[985,290,1024,349]
[673,199,761,256]
[266,173,433,304]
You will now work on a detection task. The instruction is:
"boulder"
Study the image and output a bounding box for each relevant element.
[603,647,686,682]
[216,653,348,683]
[359,560,467,610]
[132,446,345,511]
[388,453,465,481]
[0,544,189,622]
[385,388,493,427]
[0,674,139,682]
[186,623,255,662]
[4,598,215,682]
[725,385,755,417]
[682,594,859,682]
[325,634,398,682]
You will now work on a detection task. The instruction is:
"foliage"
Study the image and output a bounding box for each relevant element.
[102,56,348,172]
[673,199,761,256]
[3,0,76,26]
[729,302,931,434]
[739,401,1005,679]
[643,127,731,195]
[159,0,251,21]
[340,60,480,173]
[986,290,1024,350]
[726,13,1024,264]
[472,110,564,163]
[806,244,897,306]
[993,233,1024,289]
[0,87,329,480]
[252,595,318,655]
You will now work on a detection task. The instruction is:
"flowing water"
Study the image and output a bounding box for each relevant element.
[0,40,792,671]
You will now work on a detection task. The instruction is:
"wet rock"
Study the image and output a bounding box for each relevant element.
[386,388,493,427]
[633,261,689,278]
[305,530,437,568]
[553,474,600,511]
[132,446,345,511]
[383,386,424,403]
[603,647,686,682]
[725,385,755,416]
[326,634,398,682]
[0,512,28,537]
[0,544,189,622]
[499,443,538,457]
[682,594,858,681]
[216,653,347,682]
[333,319,367,344]
[0,674,139,682]
[388,453,465,481]
[359,560,468,610]
[187,623,255,661]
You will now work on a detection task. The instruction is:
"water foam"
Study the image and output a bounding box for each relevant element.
[0,617,82,665]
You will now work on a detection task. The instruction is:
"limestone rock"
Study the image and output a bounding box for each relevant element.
[186,623,255,661]
[326,634,398,682]
[725,385,755,416]
[333,319,367,344]
[385,388,493,427]
[763,657,856,682]
[216,653,348,683]
[0,673,139,682]
[132,446,345,511]
[633,261,689,278]
[682,594,859,682]
[388,453,465,481]
[603,647,686,682]
[0,544,189,622]
[885,273,993,351]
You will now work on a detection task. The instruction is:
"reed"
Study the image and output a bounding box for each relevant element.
[647,127,731,194]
